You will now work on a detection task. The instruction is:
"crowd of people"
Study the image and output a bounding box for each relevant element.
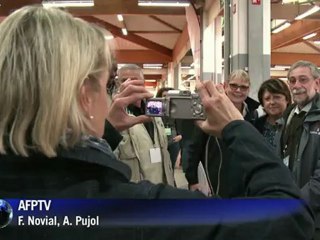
[0,5,318,240]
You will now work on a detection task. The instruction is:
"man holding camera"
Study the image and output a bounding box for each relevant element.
[112,64,174,186]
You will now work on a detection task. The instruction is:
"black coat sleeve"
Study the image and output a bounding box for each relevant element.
[102,120,123,151]
[222,120,302,198]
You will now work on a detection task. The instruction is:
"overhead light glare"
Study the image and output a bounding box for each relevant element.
[295,5,320,20]
[121,28,128,35]
[143,66,162,69]
[143,64,162,69]
[138,0,190,7]
[303,32,317,40]
[143,64,163,67]
[314,40,320,44]
[42,0,94,7]
[271,22,291,34]
[104,35,114,40]
[117,14,124,21]
[145,80,157,82]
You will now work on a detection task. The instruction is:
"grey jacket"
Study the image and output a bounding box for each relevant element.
[279,93,320,228]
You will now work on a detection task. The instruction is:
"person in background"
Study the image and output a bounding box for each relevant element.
[279,60,320,240]
[114,65,175,186]
[0,6,315,239]
[254,78,292,149]
[185,69,259,197]
[156,87,182,169]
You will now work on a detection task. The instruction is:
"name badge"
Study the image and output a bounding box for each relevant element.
[165,127,172,136]
[283,156,289,167]
[150,148,162,163]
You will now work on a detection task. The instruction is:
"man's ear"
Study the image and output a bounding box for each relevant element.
[79,80,94,116]
[314,78,320,92]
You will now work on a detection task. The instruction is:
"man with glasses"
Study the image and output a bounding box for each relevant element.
[186,69,259,197]
[111,64,175,186]
[279,60,320,239]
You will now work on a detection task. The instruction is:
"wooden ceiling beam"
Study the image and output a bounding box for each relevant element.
[82,16,172,57]
[271,52,320,66]
[114,50,172,63]
[149,15,182,33]
[271,4,312,20]
[272,20,320,50]
[131,31,179,34]
[144,74,163,80]
[70,0,185,16]
[0,0,185,16]
[303,41,320,54]
[172,24,190,66]
[0,0,42,16]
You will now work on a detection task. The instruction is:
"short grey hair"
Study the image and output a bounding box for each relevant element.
[117,64,144,80]
[287,60,320,79]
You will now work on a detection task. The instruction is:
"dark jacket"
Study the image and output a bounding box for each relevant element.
[254,115,283,149]
[103,120,123,151]
[185,97,259,196]
[0,121,314,240]
[279,93,320,229]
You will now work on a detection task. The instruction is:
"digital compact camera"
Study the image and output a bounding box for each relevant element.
[145,90,206,119]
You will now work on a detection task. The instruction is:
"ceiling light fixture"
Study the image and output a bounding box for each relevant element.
[138,0,190,7]
[143,63,163,69]
[104,35,114,40]
[303,32,317,40]
[117,14,124,21]
[271,22,291,34]
[295,5,320,20]
[42,0,94,7]
[121,28,128,35]
[314,40,320,44]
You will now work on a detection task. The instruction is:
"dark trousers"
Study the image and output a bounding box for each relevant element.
[167,142,180,169]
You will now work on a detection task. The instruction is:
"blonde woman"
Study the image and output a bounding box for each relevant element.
[0,6,313,240]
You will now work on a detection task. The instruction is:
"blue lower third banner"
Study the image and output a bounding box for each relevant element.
[0,198,305,228]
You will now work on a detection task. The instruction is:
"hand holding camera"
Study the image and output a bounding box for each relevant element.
[107,79,153,131]
[195,81,243,137]
[145,90,206,120]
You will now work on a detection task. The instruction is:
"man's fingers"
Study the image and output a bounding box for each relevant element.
[116,84,153,99]
[202,80,215,97]
[196,80,209,100]
[130,115,152,125]
[115,93,153,107]
[118,79,145,92]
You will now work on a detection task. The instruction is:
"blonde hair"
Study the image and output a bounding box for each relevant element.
[227,69,250,85]
[0,6,112,157]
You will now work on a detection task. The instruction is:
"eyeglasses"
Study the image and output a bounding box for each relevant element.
[228,83,249,91]
[288,76,312,85]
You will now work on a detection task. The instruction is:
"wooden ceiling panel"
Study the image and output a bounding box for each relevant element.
[124,15,177,31]
[271,20,320,50]
[136,33,181,49]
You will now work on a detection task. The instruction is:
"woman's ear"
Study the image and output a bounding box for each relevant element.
[79,80,94,117]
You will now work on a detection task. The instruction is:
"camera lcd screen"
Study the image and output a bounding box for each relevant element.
[145,100,164,116]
